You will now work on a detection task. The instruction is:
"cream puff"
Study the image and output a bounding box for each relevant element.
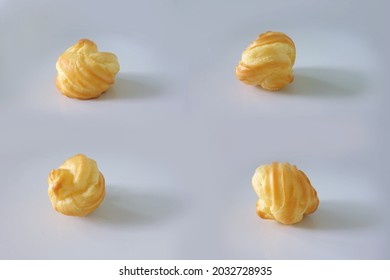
[252,162,319,224]
[55,39,120,99]
[236,31,296,91]
[48,154,105,216]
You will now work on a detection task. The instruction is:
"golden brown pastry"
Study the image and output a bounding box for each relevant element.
[236,31,296,91]
[55,39,120,99]
[252,162,319,224]
[48,154,105,217]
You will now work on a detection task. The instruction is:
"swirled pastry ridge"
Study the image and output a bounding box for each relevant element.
[55,39,120,99]
[48,154,105,217]
[236,31,296,91]
[252,162,319,224]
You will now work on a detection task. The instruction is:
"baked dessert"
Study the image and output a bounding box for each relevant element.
[236,31,296,91]
[48,154,105,216]
[55,39,120,99]
[252,162,319,224]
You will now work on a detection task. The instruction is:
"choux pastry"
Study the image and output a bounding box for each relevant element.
[55,39,120,99]
[48,154,105,217]
[252,162,319,225]
[236,31,296,91]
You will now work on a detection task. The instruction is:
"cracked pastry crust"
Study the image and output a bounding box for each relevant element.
[55,39,120,99]
[236,31,296,91]
[252,162,319,225]
[48,154,105,217]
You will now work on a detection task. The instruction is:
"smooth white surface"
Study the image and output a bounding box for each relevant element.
[0,0,389,259]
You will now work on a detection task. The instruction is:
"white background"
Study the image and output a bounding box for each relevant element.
[1,260,390,279]
[0,0,389,259]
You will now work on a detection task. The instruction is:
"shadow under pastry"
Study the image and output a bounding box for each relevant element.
[294,200,380,230]
[280,67,369,97]
[88,185,182,227]
[98,73,164,100]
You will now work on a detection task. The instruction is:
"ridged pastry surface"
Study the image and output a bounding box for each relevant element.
[252,162,319,224]
[48,154,105,217]
[236,31,296,91]
[55,39,120,99]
